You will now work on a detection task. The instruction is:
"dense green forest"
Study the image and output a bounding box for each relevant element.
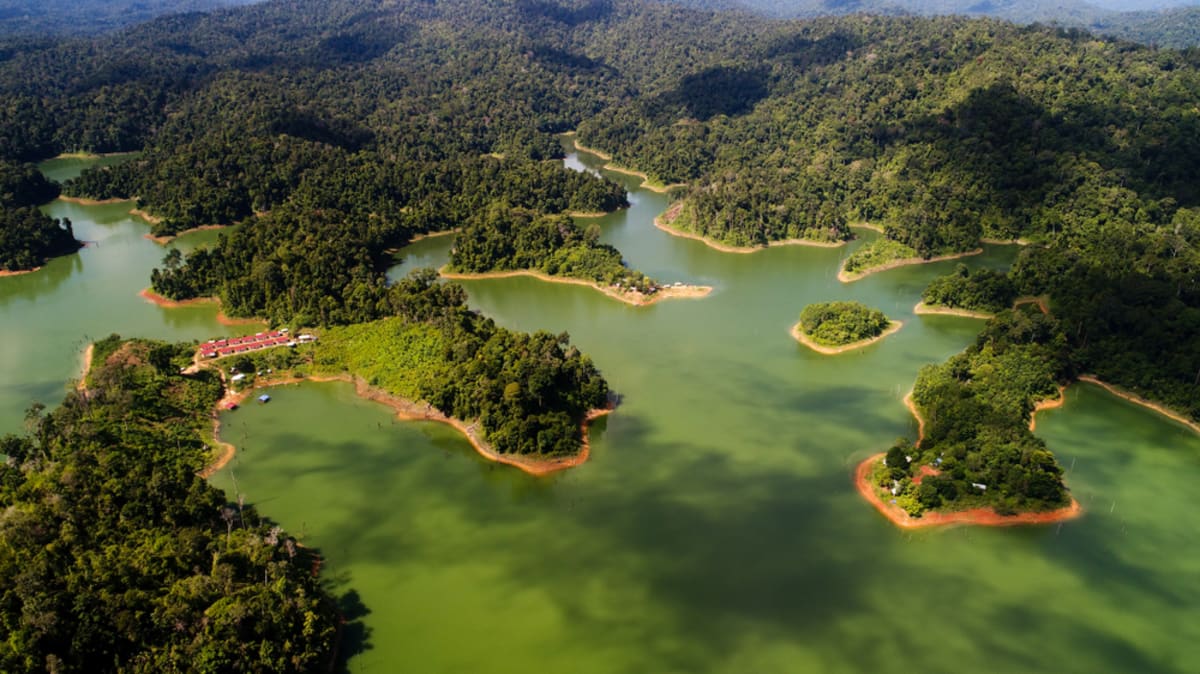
[311,271,611,457]
[211,270,611,457]
[921,263,1018,314]
[840,239,920,278]
[1088,6,1200,49]
[0,336,341,672]
[0,0,260,36]
[0,0,1194,563]
[447,205,656,293]
[880,308,1072,516]
[664,169,853,247]
[0,158,77,271]
[796,301,893,347]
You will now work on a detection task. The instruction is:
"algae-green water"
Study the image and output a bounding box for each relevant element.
[0,156,250,431]
[5,152,1198,672]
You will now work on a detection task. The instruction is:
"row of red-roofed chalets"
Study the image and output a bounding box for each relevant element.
[199,328,316,359]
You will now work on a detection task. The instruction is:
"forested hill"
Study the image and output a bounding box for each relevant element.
[693,0,1200,47]
[0,0,261,36]
[0,0,1196,420]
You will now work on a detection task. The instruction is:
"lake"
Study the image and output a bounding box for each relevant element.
[5,150,1198,673]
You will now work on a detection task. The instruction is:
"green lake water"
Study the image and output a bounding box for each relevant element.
[0,156,251,432]
[6,151,1199,672]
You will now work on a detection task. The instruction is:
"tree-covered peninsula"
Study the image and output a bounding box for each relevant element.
[445,204,707,303]
[918,264,1018,316]
[307,270,612,461]
[0,336,341,672]
[0,159,77,273]
[864,308,1074,520]
[792,301,900,354]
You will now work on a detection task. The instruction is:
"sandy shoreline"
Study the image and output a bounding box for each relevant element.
[791,320,902,355]
[77,343,95,392]
[570,139,684,193]
[129,208,163,226]
[913,301,994,320]
[0,267,43,277]
[440,267,712,306]
[838,248,983,283]
[139,288,266,326]
[653,203,847,253]
[1078,376,1200,435]
[980,237,1032,246]
[203,372,613,477]
[144,224,226,245]
[903,392,925,447]
[58,195,132,206]
[854,453,1083,529]
[1028,385,1067,431]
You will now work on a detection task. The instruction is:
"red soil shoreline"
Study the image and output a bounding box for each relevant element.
[854,453,1083,529]
[203,372,612,477]
[860,390,1082,528]
[139,288,265,326]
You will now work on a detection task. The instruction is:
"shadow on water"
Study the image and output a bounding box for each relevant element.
[332,587,374,673]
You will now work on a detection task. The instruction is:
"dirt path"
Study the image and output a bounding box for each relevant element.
[790,320,903,355]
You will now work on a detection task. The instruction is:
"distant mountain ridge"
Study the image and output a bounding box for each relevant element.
[686,0,1200,46]
[0,0,262,36]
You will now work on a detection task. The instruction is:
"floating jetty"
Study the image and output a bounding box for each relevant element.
[199,329,315,359]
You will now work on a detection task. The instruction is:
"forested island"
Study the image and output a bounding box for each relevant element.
[444,205,710,305]
[0,336,341,671]
[0,159,77,273]
[791,301,900,354]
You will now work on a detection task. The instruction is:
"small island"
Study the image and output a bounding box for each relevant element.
[791,301,901,354]
[445,205,711,306]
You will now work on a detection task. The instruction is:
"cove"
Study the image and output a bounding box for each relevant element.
[198,145,1200,673]
[0,156,254,433]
